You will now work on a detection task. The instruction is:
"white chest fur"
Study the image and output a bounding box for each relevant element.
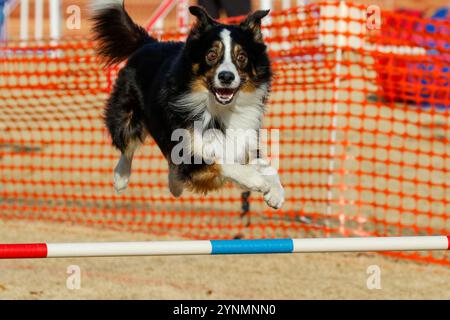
[190,86,267,164]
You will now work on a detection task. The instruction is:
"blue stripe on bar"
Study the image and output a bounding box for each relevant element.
[210,239,294,254]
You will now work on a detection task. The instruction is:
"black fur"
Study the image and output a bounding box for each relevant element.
[91,1,156,66]
[92,3,272,184]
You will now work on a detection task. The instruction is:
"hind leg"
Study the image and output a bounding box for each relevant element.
[168,164,184,197]
[104,72,147,194]
[114,140,142,193]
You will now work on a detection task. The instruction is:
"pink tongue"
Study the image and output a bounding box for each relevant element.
[217,88,234,96]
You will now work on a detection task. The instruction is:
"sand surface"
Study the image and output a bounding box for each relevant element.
[0,219,448,299]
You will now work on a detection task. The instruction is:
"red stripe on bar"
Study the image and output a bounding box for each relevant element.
[447,236,450,250]
[0,244,48,259]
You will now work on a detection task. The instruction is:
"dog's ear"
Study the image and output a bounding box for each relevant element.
[189,6,216,37]
[240,10,270,42]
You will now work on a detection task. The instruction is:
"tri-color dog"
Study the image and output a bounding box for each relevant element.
[91,0,284,209]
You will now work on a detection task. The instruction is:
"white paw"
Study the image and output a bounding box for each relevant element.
[262,171,285,209]
[264,184,285,210]
[251,177,271,194]
[250,158,270,171]
[237,175,270,194]
[114,172,129,194]
[251,158,278,176]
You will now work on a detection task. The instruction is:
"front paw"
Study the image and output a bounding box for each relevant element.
[236,175,270,194]
[250,158,271,173]
[247,176,271,194]
[264,184,285,210]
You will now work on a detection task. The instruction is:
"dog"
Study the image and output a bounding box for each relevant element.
[91,0,284,209]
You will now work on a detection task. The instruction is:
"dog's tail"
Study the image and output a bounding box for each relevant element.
[90,0,156,66]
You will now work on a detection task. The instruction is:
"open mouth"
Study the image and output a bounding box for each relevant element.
[213,87,237,105]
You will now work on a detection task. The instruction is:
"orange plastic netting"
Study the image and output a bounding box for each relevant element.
[0,1,449,265]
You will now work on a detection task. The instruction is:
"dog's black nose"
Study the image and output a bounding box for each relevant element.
[218,71,235,84]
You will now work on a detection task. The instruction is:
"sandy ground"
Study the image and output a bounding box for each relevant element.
[0,219,448,300]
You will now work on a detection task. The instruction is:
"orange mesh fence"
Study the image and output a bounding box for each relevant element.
[0,1,448,265]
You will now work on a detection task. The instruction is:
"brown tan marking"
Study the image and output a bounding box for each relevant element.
[185,163,225,194]
[191,77,208,92]
[232,44,248,69]
[240,78,257,93]
[192,63,200,74]
[182,127,226,194]
[205,41,224,66]
[230,43,258,93]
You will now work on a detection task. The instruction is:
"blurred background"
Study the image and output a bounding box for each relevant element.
[2,0,450,40]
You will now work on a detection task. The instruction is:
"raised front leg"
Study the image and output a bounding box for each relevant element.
[221,164,270,193]
[221,163,284,209]
[251,159,285,210]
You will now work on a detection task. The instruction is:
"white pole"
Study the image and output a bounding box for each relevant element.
[49,0,61,41]
[260,0,272,22]
[0,236,448,259]
[48,241,213,257]
[34,0,43,40]
[154,18,164,38]
[154,19,164,30]
[281,0,290,9]
[20,0,28,41]
[176,0,189,34]
[47,236,449,256]
[260,0,273,48]
[292,236,449,252]
[280,0,290,50]
[326,0,347,235]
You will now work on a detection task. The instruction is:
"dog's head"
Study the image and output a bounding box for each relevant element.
[185,6,272,106]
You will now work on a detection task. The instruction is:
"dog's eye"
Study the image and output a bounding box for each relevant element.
[237,52,247,63]
[207,50,218,62]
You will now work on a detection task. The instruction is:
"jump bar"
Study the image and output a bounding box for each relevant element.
[0,236,449,259]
